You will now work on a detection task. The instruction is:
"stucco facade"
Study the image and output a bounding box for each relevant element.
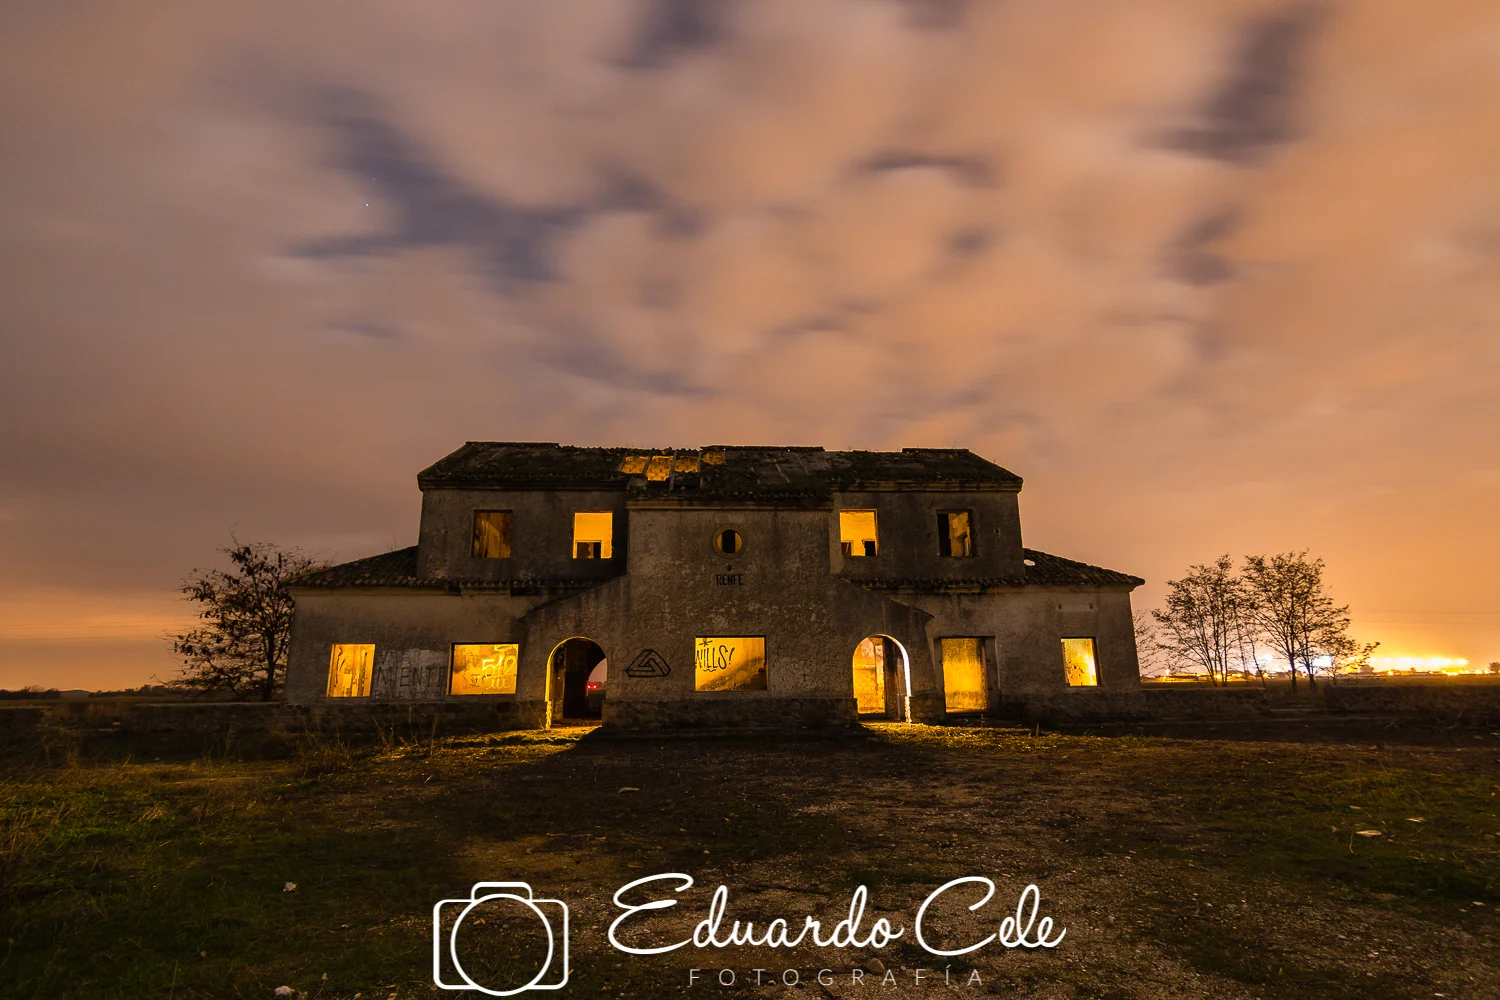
[284,443,1144,728]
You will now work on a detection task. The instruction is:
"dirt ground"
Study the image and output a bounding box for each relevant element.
[3,721,1498,999]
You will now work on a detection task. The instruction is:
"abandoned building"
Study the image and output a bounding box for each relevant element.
[283,443,1145,728]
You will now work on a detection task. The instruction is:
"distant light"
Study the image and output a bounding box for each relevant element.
[1369,656,1472,674]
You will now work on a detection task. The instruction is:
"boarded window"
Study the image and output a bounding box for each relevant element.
[472,511,512,559]
[839,509,879,557]
[326,643,374,698]
[695,637,767,692]
[852,637,886,714]
[450,643,519,695]
[573,511,613,559]
[939,511,973,557]
[941,638,987,712]
[1063,638,1099,687]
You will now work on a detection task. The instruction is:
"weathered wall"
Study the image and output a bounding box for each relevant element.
[521,504,942,726]
[831,489,1024,584]
[415,487,628,583]
[899,586,1140,700]
[283,589,551,712]
[285,481,1144,727]
[0,701,544,754]
[1138,687,1270,719]
[1325,684,1500,721]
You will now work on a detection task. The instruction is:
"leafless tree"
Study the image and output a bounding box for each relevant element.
[1133,610,1171,678]
[1315,628,1380,685]
[1241,551,1353,692]
[171,540,319,701]
[1230,610,1268,686]
[1152,555,1247,687]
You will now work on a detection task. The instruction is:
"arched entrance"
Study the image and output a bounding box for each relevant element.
[851,635,911,722]
[548,637,607,722]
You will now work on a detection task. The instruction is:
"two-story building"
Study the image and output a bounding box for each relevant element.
[283,443,1144,728]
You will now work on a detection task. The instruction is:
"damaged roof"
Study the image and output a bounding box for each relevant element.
[287,547,593,591]
[843,549,1143,591]
[417,442,1022,496]
[1019,548,1145,588]
[290,545,1140,591]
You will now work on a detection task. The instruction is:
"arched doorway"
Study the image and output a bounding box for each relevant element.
[851,635,911,722]
[548,637,607,722]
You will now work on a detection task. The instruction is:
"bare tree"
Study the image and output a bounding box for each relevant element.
[1315,629,1380,685]
[1133,609,1171,679]
[1230,610,1268,686]
[1152,556,1246,687]
[172,540,318,701]
[1241,551,1352,692]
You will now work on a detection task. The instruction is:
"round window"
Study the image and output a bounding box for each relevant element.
[713,528,744,557]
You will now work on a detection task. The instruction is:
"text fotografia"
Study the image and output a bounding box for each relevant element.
[609,875,1065,957]
[690,967,989,988]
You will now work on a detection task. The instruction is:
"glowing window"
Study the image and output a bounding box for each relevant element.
[939,511,973,557]
[941,638,987,712]
[713,528,743,556]
[619,455,650,474]
[701,449,725,465]
[326,644,374,698]
[695,637,766,692]
[839,509,879,557]
[852,637,887,714]
[645,455,673,481]
[673,454,700,473]
[450,643,519,695]
[472,511,512,559]
[573,511,613,559]
[1063,638,1099,687]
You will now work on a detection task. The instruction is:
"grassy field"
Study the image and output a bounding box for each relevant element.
[2,722,1497,999]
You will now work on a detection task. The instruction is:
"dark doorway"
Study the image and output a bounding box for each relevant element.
[550,637,606,721]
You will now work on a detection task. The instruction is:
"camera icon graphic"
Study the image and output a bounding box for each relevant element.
[432,883,569,996]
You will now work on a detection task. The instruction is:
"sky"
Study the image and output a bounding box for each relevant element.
[2,0,1498,689]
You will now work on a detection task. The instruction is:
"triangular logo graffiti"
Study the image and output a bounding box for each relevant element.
[624,649,671,678]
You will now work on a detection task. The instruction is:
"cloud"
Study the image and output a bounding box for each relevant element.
[624,0,733,69]
[1168,208,1239,286]
[2,0,1499,686]
[294,96,585,290]
[1167,5,1325,164]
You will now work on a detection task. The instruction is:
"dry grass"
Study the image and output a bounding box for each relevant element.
[0,724,1496,998]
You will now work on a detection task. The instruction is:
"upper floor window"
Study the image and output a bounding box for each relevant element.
[472,511,512,559]
[573,511,613,559]
[939,511,973,557]
[839,509,879,557]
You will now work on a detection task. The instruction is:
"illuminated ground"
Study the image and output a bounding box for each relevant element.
[2,722,1497,999]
